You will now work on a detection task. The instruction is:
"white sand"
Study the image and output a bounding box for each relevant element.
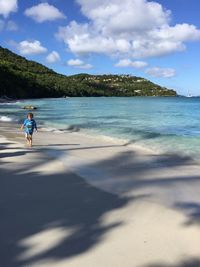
[1,126,200,267]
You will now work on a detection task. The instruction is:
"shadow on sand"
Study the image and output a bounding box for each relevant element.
[0,143,200,266]
[145,258,200,267]
[0,146,135,267]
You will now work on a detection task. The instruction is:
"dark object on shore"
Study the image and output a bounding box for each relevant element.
[0,95,15,103]
[23,106,37,110]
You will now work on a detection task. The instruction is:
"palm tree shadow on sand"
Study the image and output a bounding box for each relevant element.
[0,147,138,267]
[1,144,200,267]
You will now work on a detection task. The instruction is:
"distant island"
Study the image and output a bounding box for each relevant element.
[0,46,177,98]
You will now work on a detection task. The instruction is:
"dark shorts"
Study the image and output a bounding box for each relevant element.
[25,132,33,137]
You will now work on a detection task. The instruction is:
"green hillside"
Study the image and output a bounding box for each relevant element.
[0,46,177,98]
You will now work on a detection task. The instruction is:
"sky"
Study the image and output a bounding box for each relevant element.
[0,0,200,96]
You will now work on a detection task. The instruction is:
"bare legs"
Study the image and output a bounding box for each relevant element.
[25,134,33,147]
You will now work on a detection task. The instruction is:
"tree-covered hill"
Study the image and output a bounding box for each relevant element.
[0,46,177,98]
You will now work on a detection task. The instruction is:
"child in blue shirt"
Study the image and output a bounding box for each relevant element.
[21,113,37,147]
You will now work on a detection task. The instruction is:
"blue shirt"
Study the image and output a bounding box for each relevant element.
[23,119,37,134]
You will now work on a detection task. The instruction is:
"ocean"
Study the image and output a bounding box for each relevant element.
[1,97,200,158]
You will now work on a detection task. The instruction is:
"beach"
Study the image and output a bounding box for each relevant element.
[1,0,200,264]
[1,121,200,267]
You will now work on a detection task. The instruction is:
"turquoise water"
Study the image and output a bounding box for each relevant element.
[1,97,200,157]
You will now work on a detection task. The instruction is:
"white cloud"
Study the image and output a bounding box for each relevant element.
[67,59,92,69]
[67,59,84,66]
[0,0,17,18]
[56,21,131,55]
[145,67,176,78]
[46,51,60,63]
[115,59,148,68]
[25,3,66,23]
[56,0,200,59]
[78,0,170,34]
[6,20,18,31]
[17,40,47,55]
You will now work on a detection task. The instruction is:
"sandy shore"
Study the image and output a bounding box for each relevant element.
[1,122,200,267]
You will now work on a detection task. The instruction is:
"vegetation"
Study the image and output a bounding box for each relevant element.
[0,46,177,98]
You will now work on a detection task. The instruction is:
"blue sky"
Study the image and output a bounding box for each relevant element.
[0,0,200,95]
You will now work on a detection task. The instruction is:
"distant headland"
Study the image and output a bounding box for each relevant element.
[0,46,177,99]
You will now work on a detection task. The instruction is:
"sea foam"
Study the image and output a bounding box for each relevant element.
[0,116,13,122]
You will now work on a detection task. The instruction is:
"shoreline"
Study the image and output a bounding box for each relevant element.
[2,117,200,164]
[1,97,200,162]
[1,122,200,266]
[0,121,199,196]
[0,120,158,154]
[1,120,197,163]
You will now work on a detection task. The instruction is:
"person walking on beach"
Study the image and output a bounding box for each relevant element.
[21,113,37,147]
